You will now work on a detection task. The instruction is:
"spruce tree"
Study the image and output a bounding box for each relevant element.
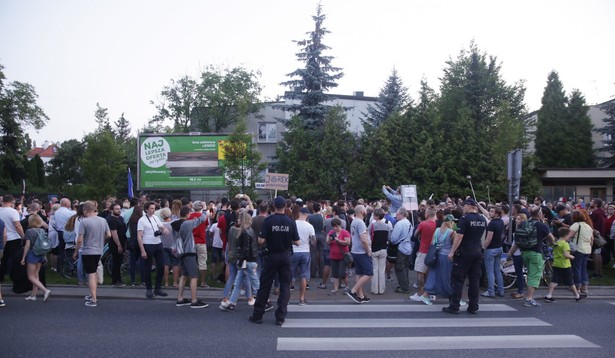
[566,89,594,167]
[362,68,409,129]
[597,100,615,167]
[275,4,343,130]
[535,71,568,167]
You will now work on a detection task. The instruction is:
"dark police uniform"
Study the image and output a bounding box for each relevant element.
[450,212,486,312]
[251,213,299,323]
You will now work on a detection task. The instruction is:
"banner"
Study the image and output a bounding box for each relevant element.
[138,134,230,190]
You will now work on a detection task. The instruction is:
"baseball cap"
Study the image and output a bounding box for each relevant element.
[299,207,310,215]
[443,214,457,222]
[274,196,286,209]
[193,201,203,210]
[462,198,478,206]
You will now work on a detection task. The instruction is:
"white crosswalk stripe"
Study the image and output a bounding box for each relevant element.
[277,303,600,351]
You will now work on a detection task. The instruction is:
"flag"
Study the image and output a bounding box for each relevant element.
[127,167,134,199]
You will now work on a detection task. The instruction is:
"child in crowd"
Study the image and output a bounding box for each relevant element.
[544,227,582,302]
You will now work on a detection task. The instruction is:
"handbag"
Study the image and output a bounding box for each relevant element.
[425,229,444,268]
[569,226,580,253]
[593,229,606,247]
[343,251,353,265]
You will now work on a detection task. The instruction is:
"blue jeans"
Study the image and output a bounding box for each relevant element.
[223,262,238,298]
[484,248,504,296]
[571,252,589,286]
[229,261,259,304]
[129,247,145,285]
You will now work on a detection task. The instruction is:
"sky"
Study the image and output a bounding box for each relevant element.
[1,0,614,146]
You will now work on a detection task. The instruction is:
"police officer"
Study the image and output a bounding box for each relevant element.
[249,196,299,325]
[442,198,486,314]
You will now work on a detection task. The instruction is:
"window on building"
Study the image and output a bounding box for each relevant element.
[258,123,277,142]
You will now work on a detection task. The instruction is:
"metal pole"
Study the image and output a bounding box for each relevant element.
[467,175,477,201]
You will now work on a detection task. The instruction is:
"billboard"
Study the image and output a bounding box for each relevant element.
[138,133,229,190]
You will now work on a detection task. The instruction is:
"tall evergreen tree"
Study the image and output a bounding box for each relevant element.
[597,99,615,167]
[566,89,594,167]
[362,68,409,129]
[535,71,569,167]
[275,4,343,130]
[114,112,131,143]
[94,103,113,134]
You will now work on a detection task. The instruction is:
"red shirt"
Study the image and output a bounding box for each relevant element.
[188,212,208,245]
[328,229,350,260]
[417,220,437,254]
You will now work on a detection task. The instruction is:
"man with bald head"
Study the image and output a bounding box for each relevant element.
[53,198,76,272]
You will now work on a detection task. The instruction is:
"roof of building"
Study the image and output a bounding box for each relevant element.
[27,144,59,159]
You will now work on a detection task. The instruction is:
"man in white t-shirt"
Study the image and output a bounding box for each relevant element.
[137,201,169,299]
[292,207,315,305]
[0,195,25,283]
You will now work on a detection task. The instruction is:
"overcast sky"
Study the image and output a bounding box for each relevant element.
[1,0,614,146]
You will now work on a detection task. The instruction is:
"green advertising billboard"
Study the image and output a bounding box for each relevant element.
[138,134,230,190]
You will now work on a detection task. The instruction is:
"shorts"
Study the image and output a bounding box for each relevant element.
[180,255,199,278]
[26,250,47,264]
[552,267,574,286]
[323,250,330,266]
[82,255,101,274]
[195,244,208,270]
[330,259,347,279]
[521,250,544,288]
[210,247,224,263]
[352,253,373,276]
[163,248,179,267]
[291,252,311,280]
[414,252,428,273]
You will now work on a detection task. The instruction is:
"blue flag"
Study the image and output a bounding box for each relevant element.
[127,167,134,199]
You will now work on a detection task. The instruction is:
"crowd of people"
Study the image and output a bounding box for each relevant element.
[0,190,613,320]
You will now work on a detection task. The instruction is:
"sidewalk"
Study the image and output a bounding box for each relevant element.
[5,279,615,303]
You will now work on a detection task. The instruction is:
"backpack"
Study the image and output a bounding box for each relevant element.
[514,220,538,250]
[32,228,52,256]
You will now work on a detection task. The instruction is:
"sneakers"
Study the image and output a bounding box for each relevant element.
[85,300,97,307]
[442,306,459,314]
[264,302,274,312]
[576,294,588,302]
[544,296,556,303]
[113,282,126,287]
[146,290,154,299]
[84,295,92,301]
[480,291,495,298]
[276,319,285,326]
[191,300,209,309]
[510,292,524,299]
[0,300,5,307]
[176,298,191,307]
[248,297,255,306]
[386,275,393,282]
[25,296,37,301]
[43,290,51,302]
[523,299,542,307]
[360,295,371,303]
[298,299,307,306]
[317,282,326,289]
[219,303,235,311]
[409,293,422,302]
[395,287,410,294]
[328,289,338,296]
[412,283,418,289]
[429,295,437,301]
[345,289,362,304]
[154,290,168,297]
[220,300,231,309]
[460,299,468,306]
[418,295,433,305]
[249,315,263,324]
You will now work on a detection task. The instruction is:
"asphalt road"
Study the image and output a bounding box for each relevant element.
[2,296,614,357]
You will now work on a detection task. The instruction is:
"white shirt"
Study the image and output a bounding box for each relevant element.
[0,207,21,241]
[137,214,164,245]
[54,206,76,231]
[294,220,315,253]
[210,223,223,248]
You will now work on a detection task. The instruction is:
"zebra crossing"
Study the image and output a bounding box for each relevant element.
[277,303,600,352]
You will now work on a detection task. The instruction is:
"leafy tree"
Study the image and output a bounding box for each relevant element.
[275,4,343,130]
[47,139,86,190]
[597,100,615,167]
[362,68,409,129]
[0,64,49,189]
[81,131,126,200]
[194,66,262,132]
[151,67,262,133]
[566,89,594,167]
[534,71,568,167]
[223,120,266,198]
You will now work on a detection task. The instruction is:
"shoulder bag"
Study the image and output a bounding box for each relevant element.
[425,229,443,268]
